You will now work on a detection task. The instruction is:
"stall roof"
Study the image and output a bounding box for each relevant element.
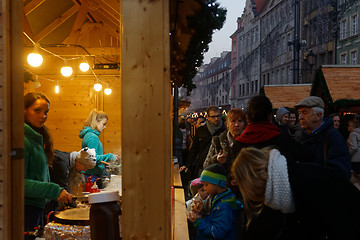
[264,84,312,109]
[321,65,360,101]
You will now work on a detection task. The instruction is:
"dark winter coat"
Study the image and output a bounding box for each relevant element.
[187,124,226,180]
[193,189,243,240]
[245,160,360,240]
[294,117,351,179]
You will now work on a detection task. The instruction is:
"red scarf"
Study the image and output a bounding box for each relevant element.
[236,122,281,144]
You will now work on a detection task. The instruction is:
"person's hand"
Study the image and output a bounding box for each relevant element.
[217,149,228,165]
[188,213,197,222]
[57,189,73,203]
[179,166,188,172]
[115,155,120,162]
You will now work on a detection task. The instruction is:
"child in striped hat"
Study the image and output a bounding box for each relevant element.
[189,163,243,240]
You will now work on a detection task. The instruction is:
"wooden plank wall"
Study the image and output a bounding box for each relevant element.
[24,75,121,156]
[121,0,172,239]
[264,84,312,108]
[321,67,360,101]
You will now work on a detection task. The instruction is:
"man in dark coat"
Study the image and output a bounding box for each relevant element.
[180,105,226,182]
[294,96,351,180]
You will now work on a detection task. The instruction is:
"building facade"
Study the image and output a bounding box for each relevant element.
[337,0,360,65]
[187,51,231,111]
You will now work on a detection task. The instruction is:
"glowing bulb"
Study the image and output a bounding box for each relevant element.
[94,83,102,91]
[104,87,112,95]
[61,66,73,77]
[79,62,90,72]
[55,82,60,93]
[27,53,43,67]
[27,44,43,67]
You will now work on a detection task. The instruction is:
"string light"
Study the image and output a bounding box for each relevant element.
[61,59,73,77]
[55,81,60,93]
[27,43,43,67]
[79,56,90,72]
[94,78,102,91]
[33,74,41,88]
[104,83,112,95]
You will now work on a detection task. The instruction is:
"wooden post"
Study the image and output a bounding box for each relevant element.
[0,0,24,239]
[121,0,171,239]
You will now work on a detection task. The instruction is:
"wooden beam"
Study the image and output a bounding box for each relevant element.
[122,0,171,239]
[23,0,46,15]
[24,46,120,56]
[90,10,119,38]
[100,0,120,15]
[96,0,120,23]
[64,0,90,44]
[22,11,36,43]
[35,5,80,42]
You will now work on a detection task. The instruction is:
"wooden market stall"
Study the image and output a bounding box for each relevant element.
[264,84,312,109]
[0,0,203,239]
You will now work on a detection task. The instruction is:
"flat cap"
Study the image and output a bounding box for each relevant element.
[294,96,325,109]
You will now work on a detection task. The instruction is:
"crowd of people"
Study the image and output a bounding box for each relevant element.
[178,95,360,240]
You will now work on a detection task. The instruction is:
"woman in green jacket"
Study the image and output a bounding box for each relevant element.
[79,109,118,186]
[24,92,72,232]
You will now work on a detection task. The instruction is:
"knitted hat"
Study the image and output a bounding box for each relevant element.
[188,178,203,196]
[275,107,289,123]
[200,163,227,187]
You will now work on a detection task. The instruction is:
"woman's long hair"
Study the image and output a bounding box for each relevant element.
[231,147,270,228]
[83,109,108,130]
[24,92,54,166]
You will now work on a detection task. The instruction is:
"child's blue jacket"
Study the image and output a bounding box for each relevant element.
[194,189,243,240]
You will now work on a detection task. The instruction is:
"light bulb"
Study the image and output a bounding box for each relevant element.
[79,62,90,72]
[27,43,43,67]
[33,81,41,88]
[104,87,112,95]
[27,53,43,67]
[94,83,102,91]
[61,66,73,77]
[55,82,60,93]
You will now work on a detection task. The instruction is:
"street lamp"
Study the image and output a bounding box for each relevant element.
[306,50,315,72]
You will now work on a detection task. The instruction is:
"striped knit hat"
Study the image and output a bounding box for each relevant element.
[200,163,227,187]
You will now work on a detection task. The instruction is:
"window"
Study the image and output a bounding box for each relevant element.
[351,50,357,64]
[340,19,347,40]
[341,53,347,64]
[351,14,358,36]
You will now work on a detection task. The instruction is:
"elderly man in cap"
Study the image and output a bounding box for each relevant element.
[294,96,351,179]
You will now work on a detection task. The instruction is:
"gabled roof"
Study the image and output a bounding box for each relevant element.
[321,65,360,101]
[264,84,312,108]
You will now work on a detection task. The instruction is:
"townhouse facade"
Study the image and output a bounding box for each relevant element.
[187,51,231,111]
[337,0,360,65]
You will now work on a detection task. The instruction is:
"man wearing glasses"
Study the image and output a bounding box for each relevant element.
[180,105,226,190]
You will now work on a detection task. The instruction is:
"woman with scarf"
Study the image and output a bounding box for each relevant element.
[232,147,360,240]
[203,108,247,176]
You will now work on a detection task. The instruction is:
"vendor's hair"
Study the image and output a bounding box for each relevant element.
[231,147,270,228]
[247,96,273,123]
[24,92,54,166]
[348,114,360,128]
[83,109,108,130]
[226,108,247,128]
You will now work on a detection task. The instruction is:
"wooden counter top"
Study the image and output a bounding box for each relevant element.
[172,164,189,240]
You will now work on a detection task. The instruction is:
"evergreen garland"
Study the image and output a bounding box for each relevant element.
[179,0,226,94]
[310,66,334,114]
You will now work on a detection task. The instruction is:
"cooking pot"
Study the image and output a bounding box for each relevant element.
[52,208,90,226]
